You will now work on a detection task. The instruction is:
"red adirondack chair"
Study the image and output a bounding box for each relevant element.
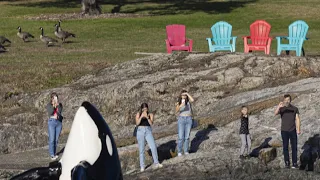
[243,20,272,54]
[165,24,193,54]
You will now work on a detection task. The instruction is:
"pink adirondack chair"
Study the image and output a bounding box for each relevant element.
[165,24,193,54]
[243,20,272,54]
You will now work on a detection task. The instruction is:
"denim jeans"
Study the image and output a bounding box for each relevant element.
[48,118,62,157]
[281,129,298,164]
[177,116,192,154]
[136,126,159,169]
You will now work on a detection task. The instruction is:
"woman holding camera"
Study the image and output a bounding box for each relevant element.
[176,90,194,157]
[136,103,163,172]
[46,92,63,160]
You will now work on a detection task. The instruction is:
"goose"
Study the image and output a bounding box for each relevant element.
[0,44,6,51]
[54,24,75,43]
[17,26,34,42]
[57,19,62,31]
[39,27,58,46]
[0,36,11,45]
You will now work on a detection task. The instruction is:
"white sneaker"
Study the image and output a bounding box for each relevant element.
[154,163,163,169]
[50,155,58,161]
[178,153,182,157]
[185,152,189,155]
[156,163,163,168]
[140,168,145,172]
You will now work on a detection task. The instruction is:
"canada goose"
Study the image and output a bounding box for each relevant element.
[17,26,34,42]
[54,24,75,43]
[0,36,11,45]
[39,27,58,46]
[0,44,6,51]
[57,19,62,31]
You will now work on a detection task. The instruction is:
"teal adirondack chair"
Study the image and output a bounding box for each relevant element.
[206,21,237,52]
[276,20,309,56]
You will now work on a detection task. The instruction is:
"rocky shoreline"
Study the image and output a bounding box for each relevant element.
[2,53,320,179]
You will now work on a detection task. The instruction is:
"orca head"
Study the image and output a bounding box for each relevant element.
[80,101,116,157]
[60,101,120,180]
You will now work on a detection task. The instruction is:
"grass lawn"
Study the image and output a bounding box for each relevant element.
[0,0,319,94]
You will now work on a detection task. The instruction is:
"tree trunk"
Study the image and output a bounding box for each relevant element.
[81,0,102,15]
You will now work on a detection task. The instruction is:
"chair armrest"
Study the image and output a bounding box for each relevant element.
[242,36,250,39]
[276,36,288,40]
[206,38,212,41]
[232,36,237,39]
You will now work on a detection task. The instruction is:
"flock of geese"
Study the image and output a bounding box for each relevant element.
[0,19,75,51]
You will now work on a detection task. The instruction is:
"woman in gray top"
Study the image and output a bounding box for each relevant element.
[46,92,63,160]
[175,90,194,157]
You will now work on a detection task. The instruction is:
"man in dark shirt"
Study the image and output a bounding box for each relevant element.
[275,94,301,169]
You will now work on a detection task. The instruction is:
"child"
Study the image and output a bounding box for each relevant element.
[239,106,251,159]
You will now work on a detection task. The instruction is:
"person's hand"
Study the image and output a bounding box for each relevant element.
[141,111,148,118]
[278,102,284,108]
[297,129,301,135]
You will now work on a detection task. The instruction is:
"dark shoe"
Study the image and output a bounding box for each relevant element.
[240,155,245,160]
[291,163,299,169]
[285,161,290,169]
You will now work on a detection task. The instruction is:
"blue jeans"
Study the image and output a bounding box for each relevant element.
[281,129,298,164]
[177,116,192,154]
[48,118,62,157]
[136,126,159,169]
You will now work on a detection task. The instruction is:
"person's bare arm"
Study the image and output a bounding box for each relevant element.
[274,102,283,115]
[185,93,194,102]
[296,114,301,134]
[175,102,184,114]
[148,113,154,125]
[135,113,141,125]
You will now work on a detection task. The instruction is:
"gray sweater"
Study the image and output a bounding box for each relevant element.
[46,102,63,120]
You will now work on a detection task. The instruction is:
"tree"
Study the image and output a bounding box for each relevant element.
[81,0,102,15]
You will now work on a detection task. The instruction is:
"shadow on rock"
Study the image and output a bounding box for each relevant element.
[299,134,320,171]
[250,137,278,164]
[250,137,272,157]
[190,124,217,153]
[148,140,177,163]
[56,147,65,156]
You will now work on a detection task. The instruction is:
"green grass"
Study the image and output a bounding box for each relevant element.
[0,0,319,94]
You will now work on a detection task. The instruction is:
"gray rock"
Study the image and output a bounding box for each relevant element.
[239,77,265,90]
[224,67,244,85]
[2,52,320,162]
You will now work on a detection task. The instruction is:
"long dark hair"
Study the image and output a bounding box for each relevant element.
[177,90,189,105]
[50,92,58,103]
[50,92,58,99]
[139,103,149,117]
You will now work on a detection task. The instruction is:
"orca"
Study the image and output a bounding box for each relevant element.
[10,101,123,180]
